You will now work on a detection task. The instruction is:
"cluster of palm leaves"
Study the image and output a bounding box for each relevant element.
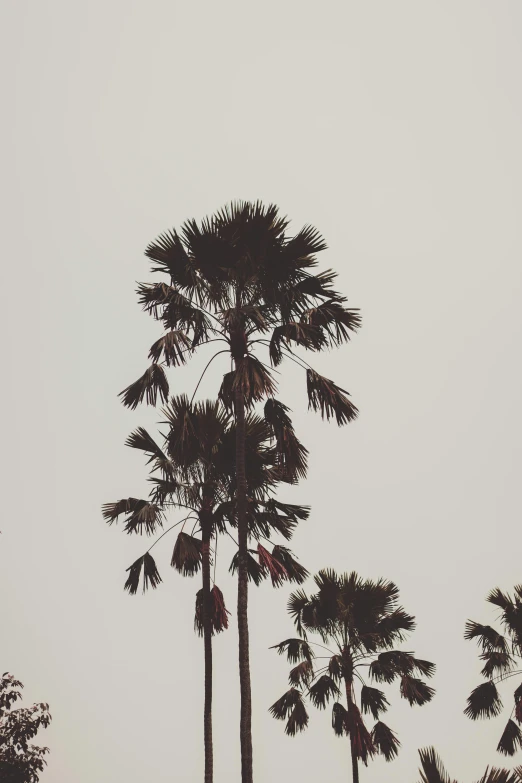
[103,201,522,782]
[270,570,435,782]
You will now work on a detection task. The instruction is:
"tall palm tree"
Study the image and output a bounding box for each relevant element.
[417,746,522,783]
[464,585,522,757]
[103,397,309,782]
[270,569,435,783]
[118,201,360,782]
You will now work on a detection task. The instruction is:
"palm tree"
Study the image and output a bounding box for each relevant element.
[464,585,522,757]
[118,201,360,782]
[417,746,522,783]
[103,397,309,782]
[270,569,435,783]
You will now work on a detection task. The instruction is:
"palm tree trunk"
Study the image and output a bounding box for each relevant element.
[345,680,359,783]
[201,529,213,783]
[235,383,253,783]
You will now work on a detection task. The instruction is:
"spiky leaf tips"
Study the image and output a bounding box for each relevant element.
[270,570,435,780]
[417,746,522,783]
[465,584,522,757]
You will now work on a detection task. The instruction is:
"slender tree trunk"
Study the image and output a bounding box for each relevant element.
[201,524,213,783]
[235,382,253,783]
[345,679,359,783]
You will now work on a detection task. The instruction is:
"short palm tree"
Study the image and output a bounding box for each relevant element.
[464,585,522,757]
[417,746,522,783]
[270,569,435,783]
[103,396,309,782]
[118,200,360,782]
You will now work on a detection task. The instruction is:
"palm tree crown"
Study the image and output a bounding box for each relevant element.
[464,585,522,757]
[270,569,435,782]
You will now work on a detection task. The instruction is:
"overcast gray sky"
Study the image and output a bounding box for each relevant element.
[1,1,521,780]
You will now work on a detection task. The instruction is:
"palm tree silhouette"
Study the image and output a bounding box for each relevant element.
[118,201,360,781]
[103,397,309,782]
[464,585,522,757]
[270,569,435,783]
[417,746,522,783]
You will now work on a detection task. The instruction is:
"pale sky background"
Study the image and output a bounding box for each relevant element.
[1,1,521,781]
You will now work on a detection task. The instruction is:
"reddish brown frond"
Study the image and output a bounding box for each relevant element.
[288,661,313,688]
[257,544,288,587]
[271,546,309,584]
[346,704,375,764]
[332,702,349,736]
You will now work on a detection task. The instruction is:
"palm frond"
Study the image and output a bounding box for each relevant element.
[332,702,349,736]
[144,230,199,294]
[102,498,165,535]
[328,655,343,681]
[481,651,515,678]
[361,686,389,720]
[346,703,375,764]
[476,768,522,783]
[171,532,202,576]
[288,661,313,688]
[306,368,357,425]
[124,553,162,595]
[464,681,503,720]
[286,698,309,736]
[229,550,266,586]
[269,322,327,366]
[465,621,508,652]
[371,721,400,761]
[400,675,435,706]
[257,543,288,587]
[148,330,192,366]
[194,585,230,636]
[301,299,361,347]
[497,719,522,757]
[270,638,315,664]
[308,675,341,709]
[263,398,308,481]
[488,589,512,612]
[370,658,398,685]
[119,364,169,409]
[418,747,455,783]
[287,589,310,636]
[269,687,304,721]
[271,546,308,585]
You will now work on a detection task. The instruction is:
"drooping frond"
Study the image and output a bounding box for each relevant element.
[229,551,266,586]
[287,589,310,636]
[271,546,309,584]
[497,719,522,757]
[137,282,212,344]
[148,330,192,366]
[369,658,397,685]
[102,498,165,535]
[124,553,162,595]
[361,686,389,720]
[480,651,515,678]
[227,356,277,408]
[371,721,401,761]
[270,638,315,664]
[263,398,308,482]
[400,675,435,706]
[465,622,508,652]
[332,702,349,736]
[288,661,313,688]
[346,703,375,764]
[328,655,343,681]
[308,675,341,709]
[119,364,169,409]
[286,698,309,736]
[171,532,202,576]
[257,544,288,587]
[125,427,174,476]
[194,585,230,636]
[476,767,522,783]
[465,681,503,720]
[269,322,327,366]
[306,369,358,425]
[269,687,303,721]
